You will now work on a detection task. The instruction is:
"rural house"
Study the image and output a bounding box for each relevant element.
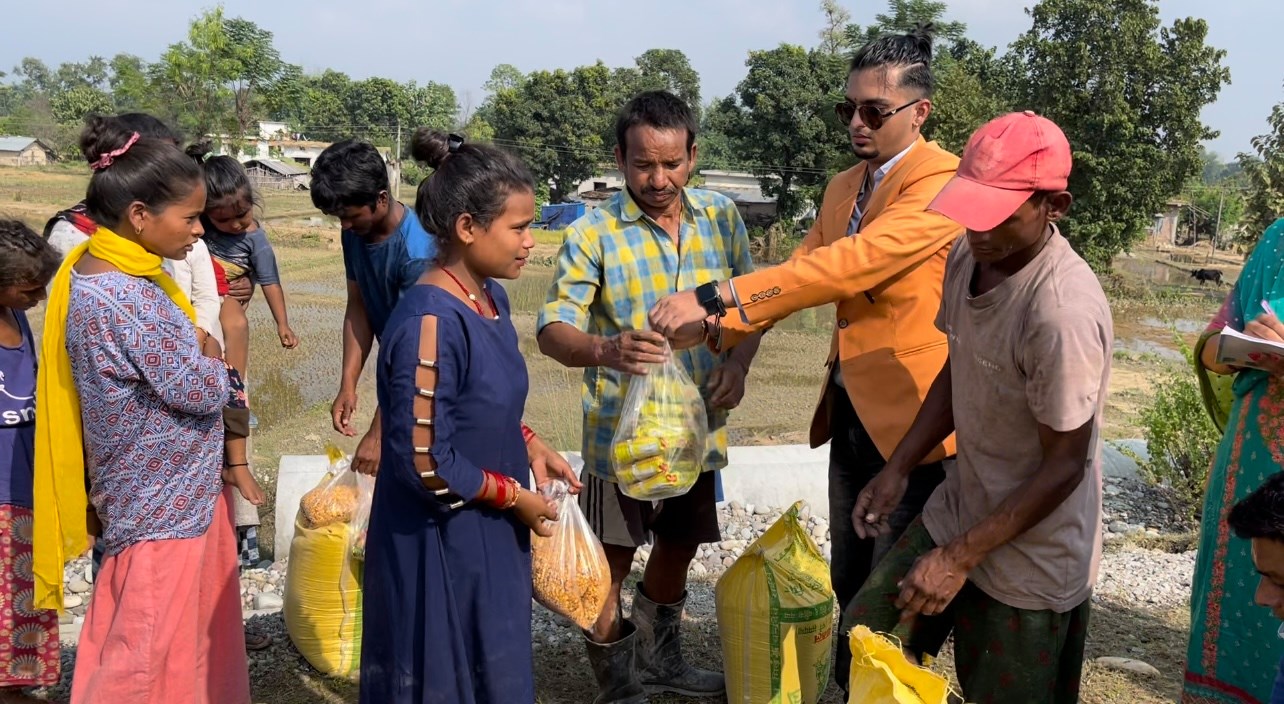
[574,169,625,195]
[243,159,309,190]
[1149,199,1187,245]
[0,137,55,166]
[701,170,779,226]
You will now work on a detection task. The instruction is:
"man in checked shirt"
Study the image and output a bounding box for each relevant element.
[537,90,762,702]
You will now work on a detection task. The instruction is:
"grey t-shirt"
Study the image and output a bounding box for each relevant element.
[922,228,1112,613]
[202,225,281,286]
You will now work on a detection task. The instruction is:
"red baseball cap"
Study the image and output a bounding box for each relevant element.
[928,110,1072,232]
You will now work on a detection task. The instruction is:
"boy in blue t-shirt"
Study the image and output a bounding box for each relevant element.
[311,139,436,474]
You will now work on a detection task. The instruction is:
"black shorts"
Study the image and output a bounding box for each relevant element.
[578,471,721,548]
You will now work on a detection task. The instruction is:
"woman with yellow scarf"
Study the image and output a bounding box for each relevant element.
[34,116,250,703]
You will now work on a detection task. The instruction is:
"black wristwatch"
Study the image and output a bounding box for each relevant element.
[696,281,727,318]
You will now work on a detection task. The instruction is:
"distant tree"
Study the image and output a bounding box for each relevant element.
[716,44,849,219]
[1240,87,1284,242]
[222,17,284,138]
[922,40,1011,154]
[817,0,852,55]
[405,81,458,134]
[50,86,113,125]
[489,63,613,202]
[107,54,156,114]
[699,97,739,170]
[54,57,109,92]
[13,58,54,95]
[484,64,526,95]
[634,49,702,117]
[844,0,966,51]
[1008,0,1229,268]
[152,8,240,138]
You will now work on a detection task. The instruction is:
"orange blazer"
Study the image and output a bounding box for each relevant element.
[725,137,961,463]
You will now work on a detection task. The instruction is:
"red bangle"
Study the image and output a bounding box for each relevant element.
[481,470,521,509]
[521,423,537,444]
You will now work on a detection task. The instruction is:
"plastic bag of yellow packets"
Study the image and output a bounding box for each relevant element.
[530,479,610,630]
[846,626,950,704]
[609,340,708,501]
[284,446,373,678]
[716,501,835,704]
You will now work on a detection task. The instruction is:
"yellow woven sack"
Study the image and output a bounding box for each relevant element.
[283,449,366,678]
[716,501,835,704]
[846,626,950,704]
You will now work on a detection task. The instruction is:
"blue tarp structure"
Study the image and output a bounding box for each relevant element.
[539,203,586,230]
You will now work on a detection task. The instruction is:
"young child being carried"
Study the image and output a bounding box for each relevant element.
[194,151,299,380]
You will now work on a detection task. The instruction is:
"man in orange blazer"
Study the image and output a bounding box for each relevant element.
[650,27,963,690]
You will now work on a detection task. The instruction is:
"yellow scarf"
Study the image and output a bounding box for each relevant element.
[32,226,195,611]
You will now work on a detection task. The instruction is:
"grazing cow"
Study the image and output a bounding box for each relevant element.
[1191,268,1224,286]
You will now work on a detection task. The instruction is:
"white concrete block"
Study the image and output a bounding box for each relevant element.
[721,444,831,518]
[273,454,331,561]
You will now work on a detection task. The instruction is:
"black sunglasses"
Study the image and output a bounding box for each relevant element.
[834,99,922,131]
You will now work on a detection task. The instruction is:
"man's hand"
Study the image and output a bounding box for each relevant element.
[353,427,381,475]
[707,359,748,410]
[895,546,972,619]
[227,276,254,305]
[597,330,668,375]
[649,289,712,339]
[528,433,582,494]
[667,319,709,350]
[332,388,358,436]
[852,468,910,539]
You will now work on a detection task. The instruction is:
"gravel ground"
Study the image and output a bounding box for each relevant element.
[29,477,1199,703]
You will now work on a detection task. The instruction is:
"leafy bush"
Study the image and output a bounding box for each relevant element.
[1133,340,1222,520]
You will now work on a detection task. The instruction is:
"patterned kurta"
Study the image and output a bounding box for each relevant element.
[536,188,753,480]
[66,271,230,555]
[1184,220,1284,703]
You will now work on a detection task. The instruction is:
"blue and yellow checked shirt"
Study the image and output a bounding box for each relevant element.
[537,188,754,481]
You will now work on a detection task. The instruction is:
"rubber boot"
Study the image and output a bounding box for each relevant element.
[632,587,725,697]
[583,619,648,704]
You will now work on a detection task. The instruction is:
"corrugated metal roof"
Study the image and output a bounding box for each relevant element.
[244,158,308,177]
[709,187,775,205]
[0,136,39,153]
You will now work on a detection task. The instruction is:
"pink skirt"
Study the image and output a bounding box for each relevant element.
[71,487,250,704]
[0,504,60,687]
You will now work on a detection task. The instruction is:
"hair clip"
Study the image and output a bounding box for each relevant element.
[447,134,465,154]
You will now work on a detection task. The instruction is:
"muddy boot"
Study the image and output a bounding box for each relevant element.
[633,587,725,697]
[584,620,648,704]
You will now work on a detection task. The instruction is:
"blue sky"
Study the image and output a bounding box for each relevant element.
[3,0,1277,159]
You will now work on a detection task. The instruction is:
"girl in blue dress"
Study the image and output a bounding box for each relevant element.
[359,130,570,704]
[0,219,62,702]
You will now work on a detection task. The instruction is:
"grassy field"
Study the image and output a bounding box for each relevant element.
[1,164,1233,703]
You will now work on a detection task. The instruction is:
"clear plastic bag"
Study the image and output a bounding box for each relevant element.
[530,479,610,630]
[299,446,375,561]
[609,342,709,501]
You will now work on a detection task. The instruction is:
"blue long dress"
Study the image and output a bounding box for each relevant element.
[360,282,534,704]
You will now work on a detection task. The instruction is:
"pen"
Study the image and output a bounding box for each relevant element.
[1263,299,1279,319]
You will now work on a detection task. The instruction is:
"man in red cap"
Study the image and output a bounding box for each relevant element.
[840,111,1113,703]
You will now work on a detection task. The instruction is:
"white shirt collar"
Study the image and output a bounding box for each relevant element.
[870,140,916,190]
